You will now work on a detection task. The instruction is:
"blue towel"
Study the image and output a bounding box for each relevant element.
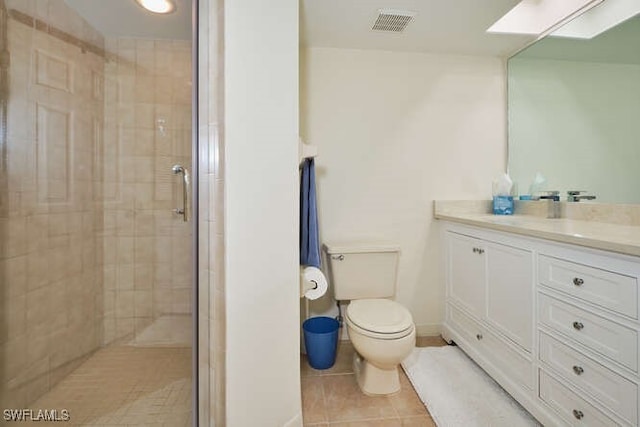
[300,158,321,268]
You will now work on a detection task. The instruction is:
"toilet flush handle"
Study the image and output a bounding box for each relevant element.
[331,254,345,261]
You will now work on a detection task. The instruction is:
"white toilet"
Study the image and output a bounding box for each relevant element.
[323,242,415,396]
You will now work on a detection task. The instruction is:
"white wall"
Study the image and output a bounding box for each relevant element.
[509,58,640,203]
[300,47,507,335]
[224,0,301,426]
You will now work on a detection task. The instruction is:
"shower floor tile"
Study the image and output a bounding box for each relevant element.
[23,346,192,426]
[301,337,447,426]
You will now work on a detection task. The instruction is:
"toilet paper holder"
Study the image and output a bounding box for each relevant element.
[303,279,318,293]
[300,266,328,300]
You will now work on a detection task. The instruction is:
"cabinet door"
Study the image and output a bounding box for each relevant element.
[486,242,533,352]
[447,232,486,319]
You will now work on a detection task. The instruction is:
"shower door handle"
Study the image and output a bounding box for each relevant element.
[172,164,189,222]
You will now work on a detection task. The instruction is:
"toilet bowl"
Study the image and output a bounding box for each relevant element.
[323,241,415,395]
[345,298,416,395]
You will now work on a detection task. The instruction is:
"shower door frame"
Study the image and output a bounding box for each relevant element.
[191,0,201,425]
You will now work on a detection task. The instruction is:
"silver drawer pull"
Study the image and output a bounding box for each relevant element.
[477,248,484,254]
[331,254,344,261]
[572,409,584,420]
[572,321,584,331]
[472,247,478,253]
[572,365,584,375]
[573,277,584,286]
[476,333,483,340]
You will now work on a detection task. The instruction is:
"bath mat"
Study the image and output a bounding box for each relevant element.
[402,346,540,427]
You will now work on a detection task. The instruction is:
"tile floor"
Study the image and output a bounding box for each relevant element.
[18,335,444,426]
[301,336,448,426]
[23,346,192,426]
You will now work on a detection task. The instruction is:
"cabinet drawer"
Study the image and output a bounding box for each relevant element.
[448,304,533,390]
[539,294,638,372]
[540,332,637,425]
[540,370,622,426]
[482,322,534,391]
[448,302,483,346]
[539,255,638,319]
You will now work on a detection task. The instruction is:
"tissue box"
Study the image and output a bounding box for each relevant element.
[493,196,514,215]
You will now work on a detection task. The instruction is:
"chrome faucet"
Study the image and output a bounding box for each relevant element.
[539,190,560,201]
[539,191,561,218]
[567,190,596,202]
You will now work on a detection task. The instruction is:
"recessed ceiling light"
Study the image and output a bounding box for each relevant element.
[136,0,176,14]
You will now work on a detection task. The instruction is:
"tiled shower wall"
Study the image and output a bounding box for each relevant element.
[0,0,105,407]
[101,38,193,344]
[198,0,226,424]
[0,0,195,409]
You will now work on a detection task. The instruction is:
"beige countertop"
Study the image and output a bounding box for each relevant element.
[434,201,640,258]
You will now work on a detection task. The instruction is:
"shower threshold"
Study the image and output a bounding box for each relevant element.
[130,314,193,347]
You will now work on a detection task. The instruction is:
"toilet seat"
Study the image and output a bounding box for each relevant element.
[346,299,414,340]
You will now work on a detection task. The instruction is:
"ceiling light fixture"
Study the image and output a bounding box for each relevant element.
[135,0,176,14]
[486,0,603,35]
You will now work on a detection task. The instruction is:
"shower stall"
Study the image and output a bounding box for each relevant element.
[0,0,206,424]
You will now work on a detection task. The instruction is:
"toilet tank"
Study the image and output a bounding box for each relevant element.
[323,242,400,300]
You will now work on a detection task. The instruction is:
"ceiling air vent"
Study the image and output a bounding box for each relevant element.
[371,9,417,33]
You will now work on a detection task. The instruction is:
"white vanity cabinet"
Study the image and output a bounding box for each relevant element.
[536,247,640,426]
[442,222,640,427]
[447,231,533,351]
[444,227,536,406]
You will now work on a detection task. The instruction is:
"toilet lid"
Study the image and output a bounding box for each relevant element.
[346,299,413,335]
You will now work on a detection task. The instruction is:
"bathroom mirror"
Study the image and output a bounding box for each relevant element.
[507,2,640,203]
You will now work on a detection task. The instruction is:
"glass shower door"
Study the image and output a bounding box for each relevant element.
[0,1,195,424]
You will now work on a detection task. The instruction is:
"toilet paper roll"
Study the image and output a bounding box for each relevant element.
[300,266,328,300]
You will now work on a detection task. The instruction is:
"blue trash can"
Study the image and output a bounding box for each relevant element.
[303,316,339,370]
